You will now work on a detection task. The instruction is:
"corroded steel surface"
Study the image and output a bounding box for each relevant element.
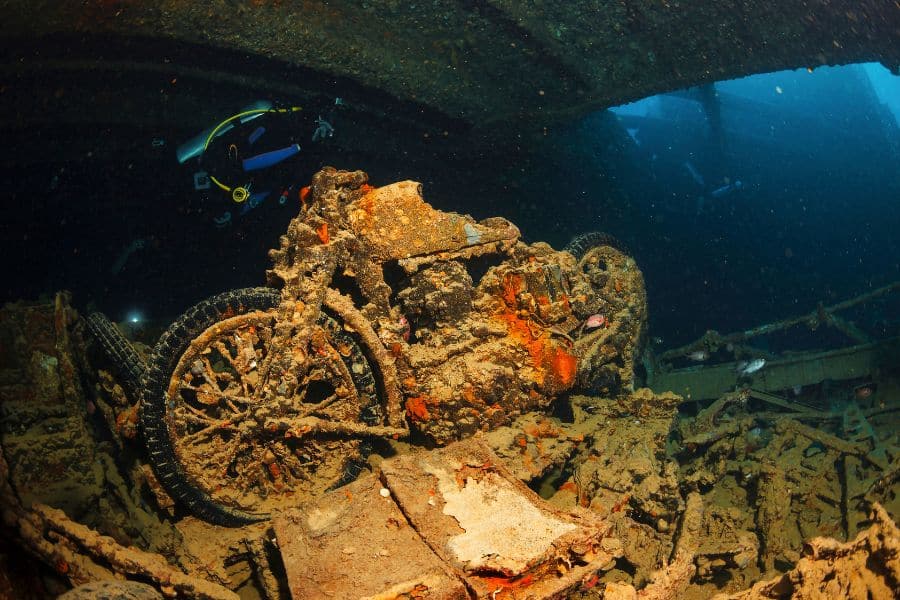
[2,1,898,126]
[347,180,520,261]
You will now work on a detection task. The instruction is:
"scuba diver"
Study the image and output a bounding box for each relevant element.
[176,98,345,228]
[696,177,743,215]
[682,160,743,216]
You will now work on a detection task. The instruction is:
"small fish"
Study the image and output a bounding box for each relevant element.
[584,314,607,330]
[651,336,664,345]
[110,238,147,275]
[736,358,766,375]
[854,383,876,401]
[688,350,709,362]
[397,315,411,342]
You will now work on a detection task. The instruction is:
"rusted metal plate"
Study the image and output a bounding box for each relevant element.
[381,438,621,598]
[273,474,466,600]
[347,181,519,261]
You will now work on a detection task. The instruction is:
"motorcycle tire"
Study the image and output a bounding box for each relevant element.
[141,287,380,526]
[85,312,147,400]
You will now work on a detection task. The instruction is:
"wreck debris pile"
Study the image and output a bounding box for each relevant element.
[722,502,900,600]
[486,390,685,588]
[0,169,898,598]
[0,294,105,520]
[275,439,621,598]
[483,378,900,598]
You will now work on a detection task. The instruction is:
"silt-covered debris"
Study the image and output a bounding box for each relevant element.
[0,170,898,599]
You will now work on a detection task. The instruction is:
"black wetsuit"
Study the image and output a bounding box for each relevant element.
[195,102,341,226]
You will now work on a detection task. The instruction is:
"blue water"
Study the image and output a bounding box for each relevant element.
[592,63,900,349]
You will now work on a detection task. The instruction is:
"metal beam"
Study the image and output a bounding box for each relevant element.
[648,338,899,402]
[1,1,897,128]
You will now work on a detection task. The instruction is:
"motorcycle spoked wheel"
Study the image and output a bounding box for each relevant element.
[140,287,381,526]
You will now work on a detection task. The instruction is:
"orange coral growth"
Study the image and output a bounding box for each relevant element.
[360,183,376,193]
[494,311,545,383]
[559,481,579,494]
[462,384,481,405]
[299,185,311,204]
[405,396,431,421]
[524,418,559,438]
[115,405,139,440]
[316,222,329,244]
[495,310,531,341]
[500,273,524,308]
[611,493,632,513]
[481,573,534,594]
[356,190,377,214]
[55,559,69,575]
[522,449,536,474]
[582,573,601,590]
[549,346,578,387]
[350,190,380,233]
[493,271,580,391]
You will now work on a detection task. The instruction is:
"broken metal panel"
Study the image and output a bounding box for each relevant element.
[381,439,620,598]
[648,338,898,402]
[272,475,466,600]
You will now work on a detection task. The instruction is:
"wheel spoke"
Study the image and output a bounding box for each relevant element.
[223,396,242,415]
[213,340,237,369]
[178,411,218,427]
[199,356,221,391]
[180,418,241,447]
[217,438,244,477]
[179,383,255,407]
[181,401,218,424]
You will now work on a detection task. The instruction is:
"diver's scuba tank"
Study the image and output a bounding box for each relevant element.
[710,180,743,199]
[175,99,274,165]
[177,98,344,226]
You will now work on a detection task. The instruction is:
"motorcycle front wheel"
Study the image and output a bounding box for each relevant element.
[140,287,381,526]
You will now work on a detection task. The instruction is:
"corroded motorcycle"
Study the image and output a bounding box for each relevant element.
[97,168,647,526]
